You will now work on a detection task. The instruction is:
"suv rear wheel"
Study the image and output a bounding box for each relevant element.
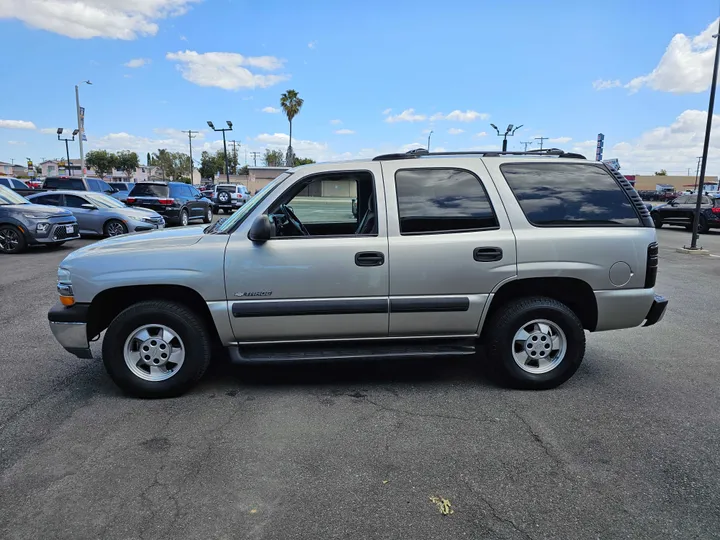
[484,296,585,389]
[203,205,213,223]
[102,300,212,398]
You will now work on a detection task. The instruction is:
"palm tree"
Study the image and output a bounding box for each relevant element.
[280,89,304,166]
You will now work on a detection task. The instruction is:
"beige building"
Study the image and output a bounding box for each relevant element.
[631,174,718,192]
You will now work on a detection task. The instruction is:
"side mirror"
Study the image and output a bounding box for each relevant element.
[81,203,97,210]
[248,215,273,243]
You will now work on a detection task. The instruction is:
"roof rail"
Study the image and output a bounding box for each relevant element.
[372,148,586,161]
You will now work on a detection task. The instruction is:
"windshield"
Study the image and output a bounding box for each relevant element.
[85,192,126,208]
[213,173,291,234]
[0,185,30,205]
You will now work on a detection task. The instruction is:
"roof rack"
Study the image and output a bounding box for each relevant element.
[372,148,586,161]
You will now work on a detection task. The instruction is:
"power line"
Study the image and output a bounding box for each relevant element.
[534,136,549,150]
[520,141,533,151]
[250,151,261,167]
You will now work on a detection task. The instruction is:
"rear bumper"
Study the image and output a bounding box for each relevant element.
[47,302,92,359]
[643,295,668,327]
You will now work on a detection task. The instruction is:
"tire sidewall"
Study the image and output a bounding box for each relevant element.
[180,209,189,226]
[488,300,585,389]
[102,304,210,398]
[0,225,26,254]
[105,219,127,237]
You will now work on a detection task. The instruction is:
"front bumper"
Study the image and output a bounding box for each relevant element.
[48,302,92,359]
[27,221,80,245]
[643,295,668,327]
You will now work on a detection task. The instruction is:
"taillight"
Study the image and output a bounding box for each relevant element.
[711,207,720,214]
[645,242,659,288]
[158,198,175,205]
[126,197,136,204]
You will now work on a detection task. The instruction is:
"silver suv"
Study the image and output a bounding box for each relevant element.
[212,183,251,213]
[47,149,668,398]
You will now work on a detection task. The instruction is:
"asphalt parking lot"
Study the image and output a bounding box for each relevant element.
[1,225,720,539]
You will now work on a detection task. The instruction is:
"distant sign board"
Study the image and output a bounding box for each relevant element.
[602,158,620,171]
[596,133,604,161]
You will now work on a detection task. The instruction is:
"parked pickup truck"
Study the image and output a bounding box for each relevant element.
[0,177,41,197]
[48,148,668,398]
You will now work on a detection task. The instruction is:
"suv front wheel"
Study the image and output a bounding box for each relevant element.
[484,296,585,389]
[102,300,212,398]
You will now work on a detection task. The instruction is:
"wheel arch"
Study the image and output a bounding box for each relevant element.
[480,277,598,337]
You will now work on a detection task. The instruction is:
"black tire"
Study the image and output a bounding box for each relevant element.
[698,216,710,234]
[0,225,27,254]
[180,209,189,226]
[484,296,586,390]
[104,219,128,237]
[202,205,213,224]
[102,300,212,398]
[651,212,663,228]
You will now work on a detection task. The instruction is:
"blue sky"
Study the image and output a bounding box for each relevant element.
[1,0,720,174]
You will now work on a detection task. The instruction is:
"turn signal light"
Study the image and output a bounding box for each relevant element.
[59,296,75,306]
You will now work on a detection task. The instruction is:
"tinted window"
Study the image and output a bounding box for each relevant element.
[65,194,88,208]
[189,186,201,197]
[34,193,63,205]
[109,182,128,191]
[98,180,113,193]
[0,179,9,187]
[86,179,101,192]
[673,196,689,204]
[501,163,640,227]
[11,179,27,189]
[128,183,169,197]
[170,184,191,198]
[395,168,498,234]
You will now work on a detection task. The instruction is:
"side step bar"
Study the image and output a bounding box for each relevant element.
[228,338,477,364]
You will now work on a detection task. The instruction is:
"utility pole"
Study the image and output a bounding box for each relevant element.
[688,19,720,250]
[491,123,523,152]
[535,136,549,150]
[520,141,533,151]
[182,129,198,182]
[250,151,261,167]
[229,140,240,175]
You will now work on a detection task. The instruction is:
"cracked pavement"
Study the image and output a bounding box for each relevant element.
[2,228,720,539]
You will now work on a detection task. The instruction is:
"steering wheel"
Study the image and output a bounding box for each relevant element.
[280,204,310,236]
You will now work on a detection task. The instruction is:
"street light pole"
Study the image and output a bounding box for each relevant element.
[427,130,433,151]
[75,80,91,179]
[57,128,79,176]
[207,121,233,182]
[689,22,720,250]
[491,123,523,152]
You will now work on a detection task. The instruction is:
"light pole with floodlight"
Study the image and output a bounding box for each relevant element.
[75,80,91,178]
[207,121,233,182]
[57,128,79,176]
[490,123,523,152]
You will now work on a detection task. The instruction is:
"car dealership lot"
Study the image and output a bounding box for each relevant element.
[1,228,720,539]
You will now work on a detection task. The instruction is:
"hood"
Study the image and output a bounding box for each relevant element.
[62,225,206,263]
[5,203,73,218]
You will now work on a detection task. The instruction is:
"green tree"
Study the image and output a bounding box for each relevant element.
[294,156,315,166]
[264,149,285,167]
[115,150,140,180]
[238,165,249,175]
[654,169,668,176]
[214,149,239,177]
[199,151,219,180]
[146,152,152,166]
[280,89,304,166]
[152,149,191,181]
[85,150,117,178]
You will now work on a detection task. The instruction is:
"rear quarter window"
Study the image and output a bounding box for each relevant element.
[501,163,641,227]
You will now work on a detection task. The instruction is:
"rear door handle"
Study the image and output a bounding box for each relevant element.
[355,251,385,267]
[474,247,503,262]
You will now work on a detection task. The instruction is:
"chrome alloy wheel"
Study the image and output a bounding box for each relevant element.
[512,319,567,374]
[123,324,185,381]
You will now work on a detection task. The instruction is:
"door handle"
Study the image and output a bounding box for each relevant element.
[355,251,385,267]
[474,247,503,262]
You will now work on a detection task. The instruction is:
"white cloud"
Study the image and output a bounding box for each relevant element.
[91,128,217,154]
[308,40,317,49]
[7,140,26,145]
[430,110,489,122]
[124,57,150,68]
[262,106,280,113]
[385,108,426,123]
[475,131,488,137]
[254,132,329,161]
[334,129,355,135]
[447,128,464,135]
[40,127,59,134]
[382,108,392,115]
[548,136,572,144]
[179,34,187,41]
[573,109,720,174]
[166,50,289,90]
[625,18,719,94]
[330,119,342,125]
[0,120,36,130]
[0,0,200,40]
[592,79,622,90]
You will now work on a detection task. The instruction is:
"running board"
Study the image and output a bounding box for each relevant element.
[228,338,477,364]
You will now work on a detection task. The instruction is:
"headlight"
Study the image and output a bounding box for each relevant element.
[141,217,157,223]
[23,213,54,219]
[57,267,72,283]
[57,267,74,305]
[36,222,51,233]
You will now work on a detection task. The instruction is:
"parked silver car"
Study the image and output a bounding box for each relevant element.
[27,191,164,237]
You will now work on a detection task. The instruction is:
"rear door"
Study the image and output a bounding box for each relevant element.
[380,159,517,336]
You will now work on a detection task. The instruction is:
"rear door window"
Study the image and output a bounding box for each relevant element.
[170,184,190,198]
[86,179,101,192]
[98,180,114,193]
[129,184,169,198]
[501,163,641,227]
[34,193,63,205]
[10,179,27,189]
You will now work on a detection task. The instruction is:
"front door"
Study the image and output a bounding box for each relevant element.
[63,193,99,235]
[224,165,390,342]
[380,159,517,336]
